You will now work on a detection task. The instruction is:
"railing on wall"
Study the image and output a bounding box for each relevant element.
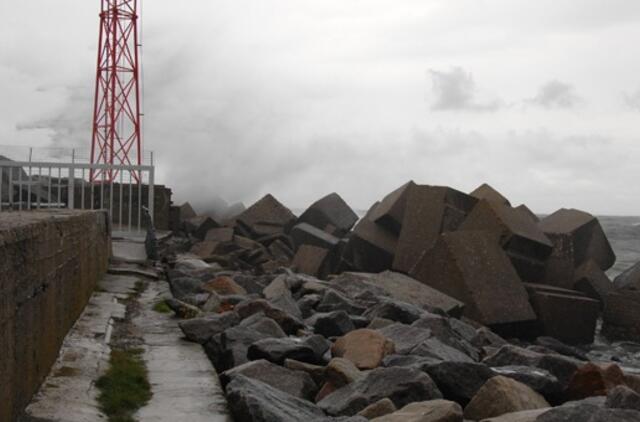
[0,159,155,232]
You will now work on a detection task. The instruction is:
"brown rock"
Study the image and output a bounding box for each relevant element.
[332,329,395,369]
[410,231,536,327]
[565,362,625,401]
[479,409,549,422]
[392,184,477,274]
[470,183,511,207]
[316,381,339,402]
[357,398,397,419]
[326,358,363,388]
[372,400,463,422]
[202,276,247,296]
[463,376,550,420]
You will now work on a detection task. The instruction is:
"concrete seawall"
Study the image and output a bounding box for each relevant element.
[0,210,111,422]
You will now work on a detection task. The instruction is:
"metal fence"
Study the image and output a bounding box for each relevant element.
[0,159,155,232]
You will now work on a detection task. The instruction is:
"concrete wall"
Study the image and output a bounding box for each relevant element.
[0,210,111,422]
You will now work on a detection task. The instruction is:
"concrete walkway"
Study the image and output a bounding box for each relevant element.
[22,237,230,422]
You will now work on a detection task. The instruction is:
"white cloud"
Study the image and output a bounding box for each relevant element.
[528,80,583,109]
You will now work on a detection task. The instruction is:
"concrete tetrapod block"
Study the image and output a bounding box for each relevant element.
[179,202,197,221]
[613,261,640,291]
[344,202,398,273]
[410,230,536,327]
[459,200,553,282]
[292,245,332,279]
[539,208,616,289]
[602,290,640,341]
[524,283,599,344]
[392,184,477,274]
[368,181,417,234]
[470,183,511,207]
[515,204,540,223]
[184,216,220,240]
[574,260,614,307]
[296,192,359,237]
[235,194,297,236]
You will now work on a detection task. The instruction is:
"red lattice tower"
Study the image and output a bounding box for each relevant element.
[90,0,142,182]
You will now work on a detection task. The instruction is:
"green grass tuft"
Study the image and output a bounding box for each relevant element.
[96,348,152,422]
[152,300,171,314]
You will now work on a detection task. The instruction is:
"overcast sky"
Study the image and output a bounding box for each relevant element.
[1,1,640,215]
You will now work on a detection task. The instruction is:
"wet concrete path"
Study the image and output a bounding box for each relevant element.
[22,237,230,422]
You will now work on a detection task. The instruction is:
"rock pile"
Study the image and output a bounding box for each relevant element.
[161,181,640,422]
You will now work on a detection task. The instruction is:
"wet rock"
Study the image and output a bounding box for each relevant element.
[318,367,443,416]
[248,336,327,365]
[292,245,332,279]
[345,271,465,317]
[458,200,552,282]
[371,400,463,422]
[235,298,305,334]
[363,299,426,324]
[574,260,614,307]
[491,366,563,397]
[368,181,416,234]
[178,311,240,344]
[470,183,511,207]
[345,202,398,272]
[536,404,640,422]
[412,338,475,363]
[424,361,496,405]
[226,375,326,421]
[377,323,432,355]
[205,326,266,371]
[317,289,367,316]
[285,359,326,386]
[296,192,359,237]
[185,215,220,240]
[164,298,201,319]
[168,276,203,301]
[326,358,364,388]
[356,398,396,419]
[201,275,248,296]
[393,185,477,274]
[221,359,318,400]
[565,362,626,401]
[235,194,297,236]
[308,311,356,338]
[525,283,599,345]
[606,385,640,411]
[291,222,341,250]
[483,345,582,388]
[539,208,616,288]
[463,376,550,420]
[411,230,536,327]
[614,261,640,291]
[332,329,395,369]
[603,290,640,341]
[239,314,287,338]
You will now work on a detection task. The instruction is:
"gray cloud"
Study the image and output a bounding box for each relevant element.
[528,80,583,109]
[428,67,501,112]
[624,89,640,111]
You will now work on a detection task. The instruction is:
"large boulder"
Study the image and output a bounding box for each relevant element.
[393,185,477,274]
[296,192,359,237]
[539,209,616,289]
[318,367,443,416]
[332,329,395,369]
[225,375,326,421]
[410,231,536,327]
[220,359,318,400]
[463,376,550,420]
[602,290,640,341]
[458,200,552,282]
[370,400,463,422]
[178,311,240,344]
[204,326,266,372]
[368,181,416,234]
[613,261,640,291]
[235,194,297,236]
[524,283,599,345]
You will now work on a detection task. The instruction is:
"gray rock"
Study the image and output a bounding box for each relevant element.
[317,367,442,416]
[412,314,480,361]
[317,290,367,316]
[221,359,318,400]
[308,311,356,338]
[269,292,303,319]
[226,375,325,421]
[168,276,203,300]
[491,366,563,396]
[606,385,640,411]
[235,298,305,334]
[363,299,426,324]
[248,335,329,365]
[376,323,432,354]
[205,326,266,372]
[537,404,640,421]
[382,354,443,371]
[178,311,240,344]
[239,314,287,338]
[412,338,475,363]
[298,294,323,319]
[424,361,496,405]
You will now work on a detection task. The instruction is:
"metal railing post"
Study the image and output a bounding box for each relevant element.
[148,166,155,227]
[68,166,75,210]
